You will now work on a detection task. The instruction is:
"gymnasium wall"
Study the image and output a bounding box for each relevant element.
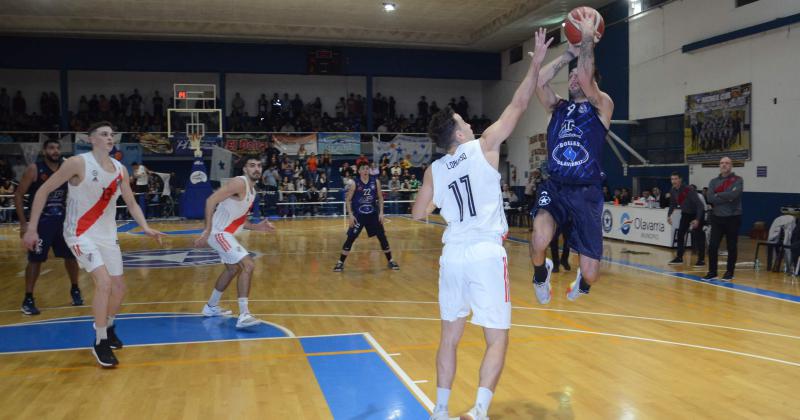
[629,0,800,228]
[629,0,800,193]
[0,69,60,116]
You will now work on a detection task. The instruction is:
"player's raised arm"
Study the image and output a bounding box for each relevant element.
[536,43,578,112]
[575,9,614,126]
[480,28,551,153]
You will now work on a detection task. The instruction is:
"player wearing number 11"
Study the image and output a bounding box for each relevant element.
[412,28,551,420]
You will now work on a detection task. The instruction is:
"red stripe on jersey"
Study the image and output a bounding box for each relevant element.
[73,245,82,256]
[75,173,122,237]
[223,202,253,234]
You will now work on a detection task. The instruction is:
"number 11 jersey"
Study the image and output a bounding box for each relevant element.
[431,139,507,245]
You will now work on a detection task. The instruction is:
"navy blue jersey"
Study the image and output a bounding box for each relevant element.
[27,160,67,219]
[546,100,607,184]
[352,176,379,216]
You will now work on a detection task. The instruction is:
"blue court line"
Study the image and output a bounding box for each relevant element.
[407,216,800,303]
[301,334,430,419]
[0,313,289,354]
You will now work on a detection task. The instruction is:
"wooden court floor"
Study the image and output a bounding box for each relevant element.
[0,217,798,419]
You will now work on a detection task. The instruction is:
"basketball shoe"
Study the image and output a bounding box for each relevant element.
[566,269,589,301]
[202,304,233,317]
[532,258,553,304]
[458,406,488,420]
[236,313,262,329]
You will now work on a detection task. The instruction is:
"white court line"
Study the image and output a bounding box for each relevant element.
[259,312,800,368]
[364,332,435,412]
[4,298,797,340]
[413,380,428,384]
[388,353,401,356]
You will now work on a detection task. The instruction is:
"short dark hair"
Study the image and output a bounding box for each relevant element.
[671,172,682,178]
[244,156,261,165]
[42,138,60,149]
[428,107,457,149]
[357,162,370,170]
[87,121,115,136]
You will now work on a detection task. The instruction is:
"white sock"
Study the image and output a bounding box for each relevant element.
[208,289,223,307]
[95,326,107,345]
[476,387,493,412]
[435,387,451,412]
[107,316,115,327]
[238,297,249,315]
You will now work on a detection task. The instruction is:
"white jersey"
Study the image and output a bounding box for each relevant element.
[63,152,124,242]
[212,176,255,235]
[431,139,507,244]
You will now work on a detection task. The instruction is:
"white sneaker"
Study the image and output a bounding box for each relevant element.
[429,410,454,420]
[459,406,488,420]
[566,268,588,302]
[202,304,233,317]
[533,258,554,304]
[236,313,262,329]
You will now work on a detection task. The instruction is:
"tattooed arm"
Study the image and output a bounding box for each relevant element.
[576,9,614,128]
[535,43,578,111]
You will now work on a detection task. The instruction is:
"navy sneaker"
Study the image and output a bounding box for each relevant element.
[107,325,124,349]
[71,287,84,306]
[21,297,40,315]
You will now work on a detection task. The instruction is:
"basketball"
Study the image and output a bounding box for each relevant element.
[564,6,605,45]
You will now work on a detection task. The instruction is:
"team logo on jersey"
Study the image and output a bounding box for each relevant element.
[91,169,99,182]
[121,248,261,268]
[552,141,589,167]
[602,209,613,233]
[620,212,633,235]
[558,119,583,139]
[578,103,589,114]
[358,204,375,214]
[537,191,551,207]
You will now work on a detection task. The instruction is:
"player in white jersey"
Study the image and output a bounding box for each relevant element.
[23,121,164,368]
[412,28,551,420]
[195,157,276,329]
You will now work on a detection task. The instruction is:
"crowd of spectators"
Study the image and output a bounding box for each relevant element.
[1,87,492,135]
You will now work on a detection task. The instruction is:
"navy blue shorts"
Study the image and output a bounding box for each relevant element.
[29,217,73,262]
[531,179,604,260]
[348,212,384,238]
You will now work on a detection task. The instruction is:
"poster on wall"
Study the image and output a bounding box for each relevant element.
[224,134,269,156]
[175,134,221,157]
[684,82,751,163]
[137,133,173,155]
[528,133,547,177]
[273,133,318,156]
[317,133,361,155]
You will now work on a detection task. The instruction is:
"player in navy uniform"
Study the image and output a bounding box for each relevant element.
[333,162,399,271]
[14,139,82,315]
[530,9,614,304]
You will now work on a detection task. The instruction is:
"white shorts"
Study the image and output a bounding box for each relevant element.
[438,241,511,329]
[65,236,124,276]
[209,232,249,265]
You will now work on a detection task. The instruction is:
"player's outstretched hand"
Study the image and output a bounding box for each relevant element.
[22,230,39,251]
[578,8,601,42]
[143,227,165,246]
[528,27,553,65]
[252,219,276,233]
[194,230,210,248]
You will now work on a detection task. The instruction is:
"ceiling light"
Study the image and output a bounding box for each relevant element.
[383,2,396,12]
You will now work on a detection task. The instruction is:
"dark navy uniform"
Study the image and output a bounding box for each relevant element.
[348,175,384,238]
[27,160,73,262]
[533,99,607,260]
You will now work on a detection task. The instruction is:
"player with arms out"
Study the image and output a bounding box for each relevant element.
[23,121,164,367]
[195,157,276,329]
[412,28,551,420]
[530,9,614,304]
[15,139,82,315]
[332,162,399,272]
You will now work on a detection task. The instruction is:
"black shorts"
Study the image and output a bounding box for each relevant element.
[348,213,384,238]
[531,179,604,260]
[28,217,73,262]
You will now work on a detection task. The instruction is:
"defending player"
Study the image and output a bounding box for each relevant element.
[23,121,164,367]
[195,157,276,329]
[412,28,550,420]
